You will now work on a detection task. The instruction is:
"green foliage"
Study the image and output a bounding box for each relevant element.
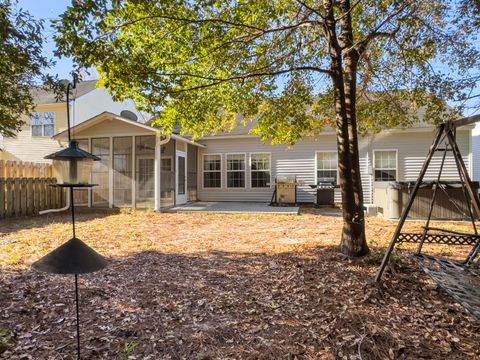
[54,1,479,143]
[0,0,56,137]
[119,341,138,360]
[0,328,14,354]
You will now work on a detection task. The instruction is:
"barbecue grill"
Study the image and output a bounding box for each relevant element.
[310,177,336,207]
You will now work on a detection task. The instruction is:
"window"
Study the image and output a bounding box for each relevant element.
[374,150,397,181]
[161,157,172,171]
[113,137,133,207]
[227,154,246,188]
[316,152,338,184]
[203,154,221,188]
[251,153,271,188]
[31,112,55,137]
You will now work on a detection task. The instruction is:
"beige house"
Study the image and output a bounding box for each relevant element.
[0,81,143,163]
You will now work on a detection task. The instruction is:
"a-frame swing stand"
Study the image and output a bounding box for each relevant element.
[375,115,480,319]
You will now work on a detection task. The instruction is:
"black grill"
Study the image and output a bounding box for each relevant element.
[310,177,336,206]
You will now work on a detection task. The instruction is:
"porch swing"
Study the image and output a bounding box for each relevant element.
[375,114,480,320]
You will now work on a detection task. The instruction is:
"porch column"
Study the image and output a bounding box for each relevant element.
[154,134,162,212]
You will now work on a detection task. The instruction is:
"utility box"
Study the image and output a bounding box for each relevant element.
[275,176,297,205]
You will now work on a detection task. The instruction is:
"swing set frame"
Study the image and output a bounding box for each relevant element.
[375,114,480,319]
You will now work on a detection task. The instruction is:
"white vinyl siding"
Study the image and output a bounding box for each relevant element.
[196,129,472,205]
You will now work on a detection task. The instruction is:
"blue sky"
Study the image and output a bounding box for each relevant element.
[17,0,479,116]
[19,0,74,79]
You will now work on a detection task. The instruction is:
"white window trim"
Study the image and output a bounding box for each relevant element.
[373,149,398,182]
[315,150,339,185]
[202,153,223,189]
[250,152,272,189]
[30,111,56,137]
[226,152,247,189]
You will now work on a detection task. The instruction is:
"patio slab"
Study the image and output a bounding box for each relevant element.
[168,201,299,214]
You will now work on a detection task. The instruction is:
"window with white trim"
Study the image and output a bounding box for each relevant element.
[161,157,172,171]
[316,152,338,184]
[374,150,397,181]
[227,154,246,188]
[203,154,221,188]
[251,153,270,188]
[31,112,55,137]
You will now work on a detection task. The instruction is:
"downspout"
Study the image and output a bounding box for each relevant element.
[39,189,71,215]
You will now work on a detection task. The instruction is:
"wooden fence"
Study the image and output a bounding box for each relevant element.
[0,161,66,218]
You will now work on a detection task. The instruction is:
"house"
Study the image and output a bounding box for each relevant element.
[53,111,474,215]
[0,80,144,163]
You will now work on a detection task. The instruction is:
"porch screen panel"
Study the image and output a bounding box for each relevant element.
[161,139,175,207]
[73,139,89,206]
[91,138,110,207]
[135,135,155,208]
[187,144,197,201]
[113,137,133,207]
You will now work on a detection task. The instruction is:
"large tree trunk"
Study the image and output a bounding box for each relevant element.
[324,0,369,257]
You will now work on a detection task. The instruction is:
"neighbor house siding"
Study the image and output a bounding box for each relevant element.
[472,132,480,181]
[197,128,472,204]
[0,103,68,163]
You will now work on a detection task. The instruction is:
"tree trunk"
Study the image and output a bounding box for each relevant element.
[324,0,369,257]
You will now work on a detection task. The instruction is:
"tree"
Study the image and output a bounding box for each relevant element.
[54,0,479,256]
[0,0,56,137]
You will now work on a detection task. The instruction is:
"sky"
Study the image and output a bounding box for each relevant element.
[16,0,480,117]
[18,0,76,79]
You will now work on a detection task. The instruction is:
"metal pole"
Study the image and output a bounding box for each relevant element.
[75,274,80,360]
[375,125,445,282]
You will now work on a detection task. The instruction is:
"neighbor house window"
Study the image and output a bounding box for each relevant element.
[251,153,271,188]
[203,154,221,188]
[316,152,338,184]
[31,112,55,137]
[227,154,246,188]
[374,150,397,181]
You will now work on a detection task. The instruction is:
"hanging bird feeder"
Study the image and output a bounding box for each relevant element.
[32,76,108,360]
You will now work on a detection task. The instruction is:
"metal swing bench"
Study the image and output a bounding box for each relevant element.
[375,114,480,320]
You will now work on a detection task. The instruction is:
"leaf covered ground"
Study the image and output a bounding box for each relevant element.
[0,208,479,359]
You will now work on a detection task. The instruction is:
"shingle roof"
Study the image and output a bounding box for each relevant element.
[31,80,98,105]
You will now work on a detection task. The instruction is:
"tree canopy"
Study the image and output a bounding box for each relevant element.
[54,1,479,143]
[0,0,55,137]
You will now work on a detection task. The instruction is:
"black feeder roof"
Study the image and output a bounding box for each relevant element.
[44,140,100,161]
[32,237,108,274]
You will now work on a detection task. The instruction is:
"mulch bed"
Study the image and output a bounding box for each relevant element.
[0,209,479,359]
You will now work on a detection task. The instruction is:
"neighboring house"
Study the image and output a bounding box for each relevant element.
[0,80,144,163]
[53,111,474,215]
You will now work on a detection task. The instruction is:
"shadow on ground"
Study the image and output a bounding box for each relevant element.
[1,247,479,359]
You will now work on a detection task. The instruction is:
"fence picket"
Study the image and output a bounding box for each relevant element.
[0,179,4,218]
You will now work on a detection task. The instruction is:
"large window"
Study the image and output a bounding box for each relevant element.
[374,150,397,181]
[91,138,110,207]
[316,152,338,184]
[251,153,271,188]
[203,154,221,188]
[227,154,246,188]
[113,137,133,206]
[31,112,55,137]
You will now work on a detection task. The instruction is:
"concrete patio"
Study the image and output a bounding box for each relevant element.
[167,201,300,214]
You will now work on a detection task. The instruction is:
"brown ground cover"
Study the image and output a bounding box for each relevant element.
[0,208,479,359]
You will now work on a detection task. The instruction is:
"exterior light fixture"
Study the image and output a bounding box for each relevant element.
[32,76,107,360]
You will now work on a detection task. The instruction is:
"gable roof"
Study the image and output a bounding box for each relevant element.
[53,111,205,148]
[31,80,98,105]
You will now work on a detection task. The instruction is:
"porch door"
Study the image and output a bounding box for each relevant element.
[176,150,188,205]
[136,156,155,206]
